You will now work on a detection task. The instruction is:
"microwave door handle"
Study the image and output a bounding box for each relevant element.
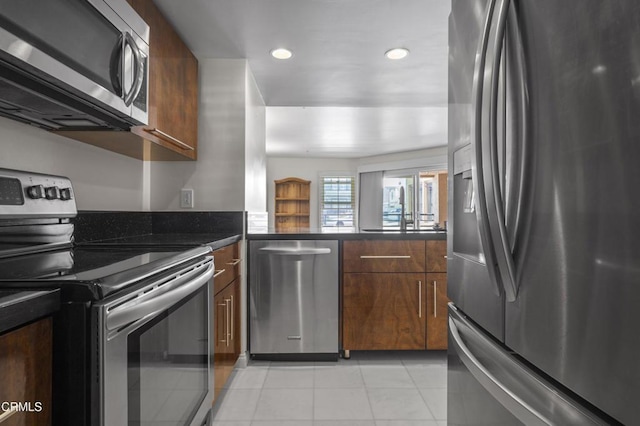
[471,0,502,298]
[122,32,144,106]
[130,39,145,105]
[487,0,519,302]
[109,33,124,97]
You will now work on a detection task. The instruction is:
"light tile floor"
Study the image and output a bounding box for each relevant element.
[211,351,447,426]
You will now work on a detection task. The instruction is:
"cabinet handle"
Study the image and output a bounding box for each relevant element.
[0,407,17,423]
[359,255,411,259]
[218,303,227,343]
[230,295,234,341]
[227,259,242,266]
[144,128,195,151]
[225,298,232,346]
[418,280,422,318]
[433,280,438,317]
[213,268,226,278]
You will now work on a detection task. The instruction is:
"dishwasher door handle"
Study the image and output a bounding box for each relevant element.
[258,247,332,255]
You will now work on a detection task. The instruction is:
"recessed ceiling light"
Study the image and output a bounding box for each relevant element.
[385,47,409,60]
[271,48,293,60]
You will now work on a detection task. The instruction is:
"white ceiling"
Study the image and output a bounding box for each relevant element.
[154,0,451,157]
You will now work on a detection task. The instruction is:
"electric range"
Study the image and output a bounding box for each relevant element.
[0,168,214,426]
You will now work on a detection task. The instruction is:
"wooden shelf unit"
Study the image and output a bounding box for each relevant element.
[274,177,311,231]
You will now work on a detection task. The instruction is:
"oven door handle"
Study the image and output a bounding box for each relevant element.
[106,261,214,331]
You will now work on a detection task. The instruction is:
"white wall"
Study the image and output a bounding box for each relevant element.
[0,59,267,213]
[267,156,357,228]
[0,116,144,210]
[266,147,448,228]
[356,146,448,172]
[150,59,266,211]
[245,67,267,212]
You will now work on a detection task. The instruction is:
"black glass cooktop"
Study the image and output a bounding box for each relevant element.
[79,232,237,247]
[0,245,211,300]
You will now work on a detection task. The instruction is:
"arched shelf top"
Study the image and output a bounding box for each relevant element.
[274,177,311,185]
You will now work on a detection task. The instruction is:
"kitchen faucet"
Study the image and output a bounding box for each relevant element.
[399,185,413,230]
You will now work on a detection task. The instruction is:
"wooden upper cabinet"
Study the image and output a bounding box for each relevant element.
[128,0,198,160]
[343,240,426,273]
[426,240,447,272]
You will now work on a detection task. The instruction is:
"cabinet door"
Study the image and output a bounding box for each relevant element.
[426,240,447,272]
[213,287,230,399]
[343,273,426,350]
[128,0,198,159]
[426,273,449,349]
[213,279,241,401]
[230,278,241,359]
[0,317,52,425]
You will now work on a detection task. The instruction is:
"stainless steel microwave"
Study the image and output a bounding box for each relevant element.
[0,0,149,130]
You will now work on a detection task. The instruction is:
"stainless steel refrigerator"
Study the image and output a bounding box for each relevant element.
[447,1,640,424]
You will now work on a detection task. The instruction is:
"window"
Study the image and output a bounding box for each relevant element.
[320,175,355,228]
[382,169,447,229]
[383,175,414,228]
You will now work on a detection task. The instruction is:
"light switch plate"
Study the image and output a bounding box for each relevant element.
[180,189,194,208]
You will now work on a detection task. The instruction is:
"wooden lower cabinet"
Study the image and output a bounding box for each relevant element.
[342,239,449,352]
[426,273,449,349]
[343,273,426,350]
[213,278,240,401]
[0,317,52,426]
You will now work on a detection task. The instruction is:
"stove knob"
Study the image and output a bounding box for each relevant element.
[59,187,73,201]
[45,186,61,200]
[27,184,45,199]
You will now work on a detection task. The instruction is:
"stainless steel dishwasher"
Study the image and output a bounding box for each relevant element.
[249,240,339,360]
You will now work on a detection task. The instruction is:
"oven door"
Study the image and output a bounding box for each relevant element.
[94,258,214,426]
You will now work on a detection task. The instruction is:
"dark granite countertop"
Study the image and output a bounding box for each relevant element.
[74,211,244,251]
[0,289,60,334]
[247,228,447,241]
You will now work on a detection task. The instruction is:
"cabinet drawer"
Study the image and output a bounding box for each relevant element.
[426,240,447,272]
[343,240,426,272]
[213,243,241,294]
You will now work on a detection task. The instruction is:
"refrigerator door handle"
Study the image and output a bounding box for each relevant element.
[449,305,608,425]
[504,3,528,258]
[449,310,547,425]
[470,0,502,297]
[487,0,519,302]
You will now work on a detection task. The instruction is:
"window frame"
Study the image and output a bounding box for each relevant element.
[318,173,356,229]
